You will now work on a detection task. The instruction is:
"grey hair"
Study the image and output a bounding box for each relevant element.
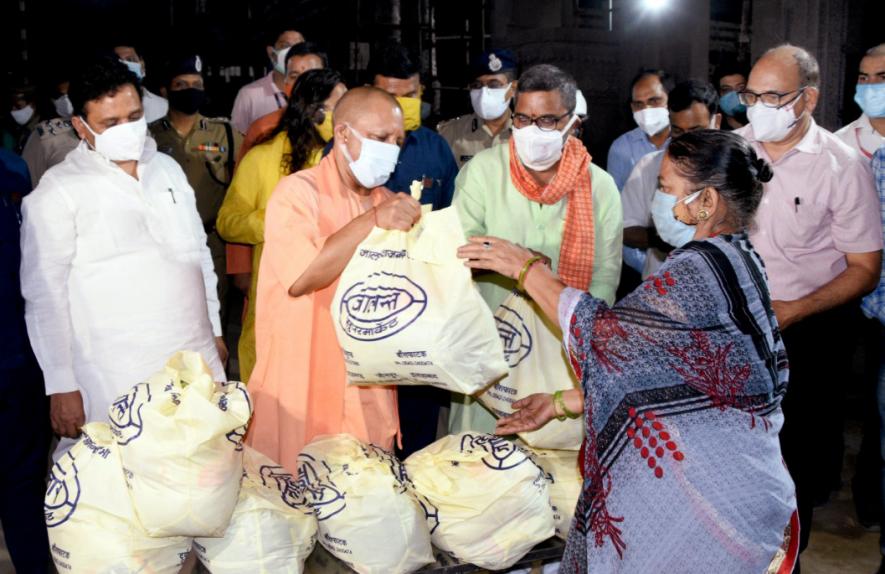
[516,64,577,113]
[866,43,885,57]
[763,43,820,88]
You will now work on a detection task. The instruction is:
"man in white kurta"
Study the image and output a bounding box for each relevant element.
[21,61,225,458]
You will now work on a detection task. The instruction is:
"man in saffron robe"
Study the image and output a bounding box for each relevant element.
[247,87,422,470]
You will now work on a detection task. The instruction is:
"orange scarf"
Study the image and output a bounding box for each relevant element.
[508,136,595,290]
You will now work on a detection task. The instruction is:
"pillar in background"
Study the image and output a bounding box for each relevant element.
[750,0,850,131]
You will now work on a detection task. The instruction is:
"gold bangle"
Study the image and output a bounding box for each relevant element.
[554,389,581,420]
[517,255,543,292]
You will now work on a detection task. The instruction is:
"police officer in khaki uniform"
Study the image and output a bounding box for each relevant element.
[21,118,80,188]
[149,54,242,326]
[437,49,518,169]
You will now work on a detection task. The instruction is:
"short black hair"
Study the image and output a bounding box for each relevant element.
[68,57,142,119]
[516,64,577,112]
[712,57,750,87]
[265,26,302,48]
[668,79,719,115]
[629,68,675,96]
[369,42,421,80]
[286,42,329,68]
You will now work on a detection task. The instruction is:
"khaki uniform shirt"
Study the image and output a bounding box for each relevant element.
[21,118,80,188]
[149,114,242,230]
[437,112,512,169]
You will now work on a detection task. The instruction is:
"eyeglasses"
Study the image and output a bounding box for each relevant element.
[512,111,573,131]
[738,87,806,108]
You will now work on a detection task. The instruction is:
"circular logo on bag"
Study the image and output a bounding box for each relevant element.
[460,433,530,471]
[339,271,428,341]
[259,465,310,510]
[296,454,347,521]
[496,304,533,368]
[44,454,81,527]
[108,382,153,445]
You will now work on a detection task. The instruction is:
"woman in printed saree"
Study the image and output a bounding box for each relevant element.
[458,130,798,573]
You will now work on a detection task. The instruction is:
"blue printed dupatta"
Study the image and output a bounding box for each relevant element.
[558,234,796,574]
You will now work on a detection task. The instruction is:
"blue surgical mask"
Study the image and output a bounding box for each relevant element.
[855,83,885,119]
[651,189,702,248]
[719,91,746,117]
[120,59,144,80]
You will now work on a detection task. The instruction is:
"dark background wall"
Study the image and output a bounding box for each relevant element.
[2,0,882,167]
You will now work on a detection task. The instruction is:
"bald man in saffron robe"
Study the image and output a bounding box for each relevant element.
[247,87,422,470]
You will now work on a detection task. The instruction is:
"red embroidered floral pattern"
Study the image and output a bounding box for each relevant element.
[666,330,767,428]
[588,309,629,374]
[644,271,677,295]
[625,407,685,479]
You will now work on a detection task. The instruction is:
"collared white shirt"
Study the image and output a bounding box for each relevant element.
[21,136,225,455]
[835,114,885,160]
[142,88,169,124]
[230,72,287,134]
[621,149,668,278]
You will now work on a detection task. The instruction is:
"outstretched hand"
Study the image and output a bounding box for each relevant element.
[457,236,537,279]
[495,393,557,436]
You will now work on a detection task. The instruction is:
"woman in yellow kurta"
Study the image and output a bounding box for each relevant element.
[217,69,347,383]
[246,87,422,470]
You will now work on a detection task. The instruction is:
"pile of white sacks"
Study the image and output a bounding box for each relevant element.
[44,353,582,574]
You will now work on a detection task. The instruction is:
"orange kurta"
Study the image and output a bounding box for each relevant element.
[247,153,399,471]
[237,109,285,164]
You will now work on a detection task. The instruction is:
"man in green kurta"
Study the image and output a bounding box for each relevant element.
[450,64,623,434]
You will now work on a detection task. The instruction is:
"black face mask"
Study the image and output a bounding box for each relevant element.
[168,88,206,115]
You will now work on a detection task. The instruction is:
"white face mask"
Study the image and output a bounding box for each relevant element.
[511,115,578,171]
[633,106,670,137]
[53,94,74,119]
[650,189,702,248]
[10,105,34,126]
[272,46,290,75]
[120,59,144,80]
[746,95,804,143]
[81,116,147,162]
[340,124,401,189]
[470,84,512,121]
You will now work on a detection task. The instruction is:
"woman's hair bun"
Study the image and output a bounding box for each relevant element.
[751,157,774,183]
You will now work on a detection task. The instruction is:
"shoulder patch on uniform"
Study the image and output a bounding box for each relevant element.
[38,119,73,139]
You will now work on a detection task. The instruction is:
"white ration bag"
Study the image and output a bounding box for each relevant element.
[45,423,192,574]
[194,447,318,573]
[297,434,434,574]
[108,351,252,537]
[528,447,582,540]
[404,432,555,570]
[331,207,507,394]
[479,291,584,449]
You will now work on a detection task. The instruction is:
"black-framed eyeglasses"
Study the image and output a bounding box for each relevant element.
[738,87,806,108]
[512,111,573,131]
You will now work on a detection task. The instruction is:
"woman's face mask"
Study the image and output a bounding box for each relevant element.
[650,188,703,248]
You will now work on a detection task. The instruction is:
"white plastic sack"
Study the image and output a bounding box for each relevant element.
[404,432,555,570]
[478,291,584,449]
[108,351,252,537]
[45,423,192,573]
[194,447,317,573]
[332,207,507,394]
[297,434,434,574]
[528,447,582,540]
